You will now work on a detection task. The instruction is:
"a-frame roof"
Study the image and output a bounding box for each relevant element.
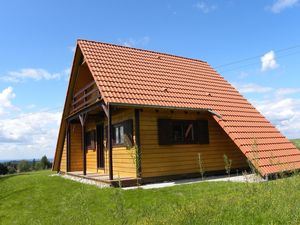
[53,39,300,176]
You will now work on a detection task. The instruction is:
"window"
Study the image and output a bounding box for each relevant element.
[158,119,209,145]
[85,130,96,149]
[114,124,125,144]
[112,119,133,147]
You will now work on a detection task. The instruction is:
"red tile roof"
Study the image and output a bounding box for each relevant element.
[78,39,300,177]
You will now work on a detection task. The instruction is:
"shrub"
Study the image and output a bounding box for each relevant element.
[18,160,31,172]
[0,163,8,175]
[7,166,17,174]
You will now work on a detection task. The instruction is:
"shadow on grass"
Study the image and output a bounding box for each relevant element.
[0,187,32,201]
[0,173,30,183]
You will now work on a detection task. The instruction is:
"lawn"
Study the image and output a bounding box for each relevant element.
[291,139,300,150]
[2,171,300,224]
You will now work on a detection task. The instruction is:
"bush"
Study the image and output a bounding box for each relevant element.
[18,160,31,172]
[0,163,8,175]
[7,166,17,174]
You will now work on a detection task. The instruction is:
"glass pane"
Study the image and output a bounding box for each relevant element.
[115,127,119,144]
[120,126,124,144]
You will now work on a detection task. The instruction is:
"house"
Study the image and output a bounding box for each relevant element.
[53,39,300,186]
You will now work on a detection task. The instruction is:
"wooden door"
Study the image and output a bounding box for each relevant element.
[96,125,105,168]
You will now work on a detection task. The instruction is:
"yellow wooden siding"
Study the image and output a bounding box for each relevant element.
[104,108,137,178]
[73,64,94,93]
[70,124,83,171]
[60,138,67,172]
[140,109,248,178]
[67,109,137,177]
[85,122,97,173]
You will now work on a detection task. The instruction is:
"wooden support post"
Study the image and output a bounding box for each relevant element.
[66,122,71,172]
[135,109,142,178]
[108,104,113,180]
[79,113,87,176]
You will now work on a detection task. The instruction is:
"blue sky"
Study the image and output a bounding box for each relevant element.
[0,0,299,160]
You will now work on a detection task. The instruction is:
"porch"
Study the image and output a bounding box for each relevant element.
[62,73,141,181]
[65,171,141,187]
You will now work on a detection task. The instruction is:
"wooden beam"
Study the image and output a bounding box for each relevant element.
[79,113,87,176]
[101,102,109,118]
[67,100,103,123]
[66,122,71,172]
[135,109,142,178]
[108,104,113,180]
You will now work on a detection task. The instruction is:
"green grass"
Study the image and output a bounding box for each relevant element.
[291,139,300,150]
[2,171,300,224]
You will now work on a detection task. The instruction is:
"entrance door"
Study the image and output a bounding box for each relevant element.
[96,125,105,168]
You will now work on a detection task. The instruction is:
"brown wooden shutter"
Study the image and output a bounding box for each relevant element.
[124,119,133,147]
[85,130,96,149]
[157,119,173,145]
[91,130,96,149]
[198,120,209,144]
[193,121,199,144]
[104,125,108,147]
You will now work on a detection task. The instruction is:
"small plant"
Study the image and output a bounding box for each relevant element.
[223,154,232,177]
[198,153,205,180]
[117,173,122,188]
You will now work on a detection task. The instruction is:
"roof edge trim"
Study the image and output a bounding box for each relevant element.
[109,102,211,112]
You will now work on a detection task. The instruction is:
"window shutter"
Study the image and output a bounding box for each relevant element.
[157,119,173,145]
[193,121,199,144]
[91,130,96,149]
[124,119,133,147]
[198,120,209,144]
[104,125,108,147]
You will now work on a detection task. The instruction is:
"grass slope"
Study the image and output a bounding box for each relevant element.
[291,139,300,149]
[2,171,300,224]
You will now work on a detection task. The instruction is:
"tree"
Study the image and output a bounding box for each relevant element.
[18,160,31,172]
[0,163,8,175]
[40,155,51,169]
[7,166,16,174]
[32,159,36,170]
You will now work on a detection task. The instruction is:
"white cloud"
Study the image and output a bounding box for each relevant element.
[253,97,300,138]
[275,88,300,96]
[269,0,298,13]
[0,111,61,160]
[0,86,62,160]
[195,1,217,13]
[121,36,150,48]
[261,50,279,72]
[1,68,65,82]
[0,87,16,115]
[233,83,273,94]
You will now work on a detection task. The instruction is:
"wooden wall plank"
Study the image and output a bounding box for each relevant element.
[59,138,67,172]
[140,109,248,178]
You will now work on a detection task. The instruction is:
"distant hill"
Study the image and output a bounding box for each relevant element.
[0,158,54,163]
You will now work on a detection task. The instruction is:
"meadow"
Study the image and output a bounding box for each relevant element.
[1,170,300,225]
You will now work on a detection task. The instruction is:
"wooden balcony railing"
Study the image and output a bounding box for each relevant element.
[71,81,100,113]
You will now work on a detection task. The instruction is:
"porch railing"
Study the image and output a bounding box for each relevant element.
[71,81,100,113]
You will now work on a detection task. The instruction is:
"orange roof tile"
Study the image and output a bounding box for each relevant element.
[78,39,300,177]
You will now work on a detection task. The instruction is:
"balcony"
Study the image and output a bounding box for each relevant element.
[71,81,100,113]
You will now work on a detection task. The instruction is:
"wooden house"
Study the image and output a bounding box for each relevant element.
[53,40,300,186]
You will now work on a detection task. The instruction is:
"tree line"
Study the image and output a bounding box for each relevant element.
[0,155,52,175]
